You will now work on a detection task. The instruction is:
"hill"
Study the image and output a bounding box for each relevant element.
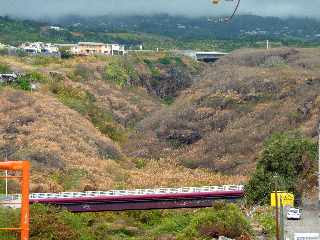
[1,48,319,240]
[126,48,320,174]
[1,15,320,51]
[0,52,246,193]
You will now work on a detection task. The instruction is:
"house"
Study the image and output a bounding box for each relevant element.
[110,44,125,55]
[19,42,59,55]
[48,26,63,31]
[71,42,111,56]
[70,42,126,56]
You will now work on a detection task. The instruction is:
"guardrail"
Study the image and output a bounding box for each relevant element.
[6,185,244,201]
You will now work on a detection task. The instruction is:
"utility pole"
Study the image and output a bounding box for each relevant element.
[274,175,280,240]
[318,123,320,208]
[280,196,285,240]
[5,150,8,196]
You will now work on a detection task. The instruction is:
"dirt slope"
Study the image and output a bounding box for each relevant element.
[126,48,320,174]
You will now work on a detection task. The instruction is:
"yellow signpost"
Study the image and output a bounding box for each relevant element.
[271,192,294,207]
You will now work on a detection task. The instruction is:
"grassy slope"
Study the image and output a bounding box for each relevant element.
[0,53,245,193]
[126,48,320,175]
[3,49,307,240]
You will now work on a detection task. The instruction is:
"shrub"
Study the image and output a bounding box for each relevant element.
[73,64,94,81]
[23,71,47,83]
[177,202,252,239]
[0,207,19,240]
[50,82,126,144]
[60,47,73,59]
[14,71,46,91]
[143,58,161,78]
[30,205,80,240]
[16,77,31,91]
[104,60,129,87]
[245,132,317,205]
[0,48,9,56]
[0,63,11,73]
[159,56,172,65]
[254,208,275,238]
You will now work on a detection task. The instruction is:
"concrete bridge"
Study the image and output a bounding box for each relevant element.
[178,50,228,62]
[4,185,244,212]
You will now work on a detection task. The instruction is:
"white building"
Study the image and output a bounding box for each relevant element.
[70,42,126,56]
[19,42,59,55]
[48,26,63,31]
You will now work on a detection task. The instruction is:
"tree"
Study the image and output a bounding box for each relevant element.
[246,132,317,205]
[59,47,73,59]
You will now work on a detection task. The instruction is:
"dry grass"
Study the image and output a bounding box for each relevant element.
[0,53,212,192]
[126,48,320,174]
[126,158,247,189]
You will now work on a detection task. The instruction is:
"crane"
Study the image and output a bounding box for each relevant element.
[211,0,241,22]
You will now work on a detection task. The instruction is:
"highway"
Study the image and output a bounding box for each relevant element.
[285,204,320,239]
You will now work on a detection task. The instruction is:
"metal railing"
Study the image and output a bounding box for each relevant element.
[7,185,244,201]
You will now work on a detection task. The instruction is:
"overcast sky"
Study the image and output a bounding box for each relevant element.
[0,0,319,19]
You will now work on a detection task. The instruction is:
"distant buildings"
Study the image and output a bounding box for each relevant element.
[70,42,126,56]
[19,42,59,55]
[6,41,126,57]
[48,26,64,31]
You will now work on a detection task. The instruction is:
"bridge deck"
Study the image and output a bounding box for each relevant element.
[4,185,244,212]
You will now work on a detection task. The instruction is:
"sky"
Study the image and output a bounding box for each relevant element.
[0,0,319,19]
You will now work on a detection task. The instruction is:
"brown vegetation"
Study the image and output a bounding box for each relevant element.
[126,48,320,174]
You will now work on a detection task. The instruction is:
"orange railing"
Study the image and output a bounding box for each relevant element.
[0,161,30,240]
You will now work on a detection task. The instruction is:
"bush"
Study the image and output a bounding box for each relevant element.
[0,207,19,240]
[30,205,81,240]
[60,47,73,59]
[177,202,252,239]
[73,64,94,81]
[0,63,11,73]
[143,58,161,78]
[246,132,317,205]
[159,56,172,65]
[50,82,126,145]
[254,208,275,238]
[23,71,47,83]
[16,77,32,91]
[104,60,129,87]
[14,71,47,91]
[0,48,9,56]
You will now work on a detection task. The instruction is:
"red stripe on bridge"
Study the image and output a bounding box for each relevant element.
[30,190,244,204]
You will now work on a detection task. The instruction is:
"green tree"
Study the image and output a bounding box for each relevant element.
[246,132,317,205]
[60,47,73,59]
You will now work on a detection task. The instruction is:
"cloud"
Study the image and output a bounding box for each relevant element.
[0,0,319,19]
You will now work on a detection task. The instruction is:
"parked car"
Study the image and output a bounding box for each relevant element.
[287,208,302,220]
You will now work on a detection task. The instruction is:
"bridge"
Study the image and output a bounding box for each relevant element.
[3,185,244,212]
[177,50,228,62]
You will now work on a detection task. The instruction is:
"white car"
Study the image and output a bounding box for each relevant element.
[287,208,302,220]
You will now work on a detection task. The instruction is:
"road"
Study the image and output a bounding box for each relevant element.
[284,204,320,239]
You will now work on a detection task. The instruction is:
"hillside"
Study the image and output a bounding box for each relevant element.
[0,52,247,193]
[126,48,320,174]
[1,15,320,51]
[1,48,320,240]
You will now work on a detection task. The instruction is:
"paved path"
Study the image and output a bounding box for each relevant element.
[284,205,320,239]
